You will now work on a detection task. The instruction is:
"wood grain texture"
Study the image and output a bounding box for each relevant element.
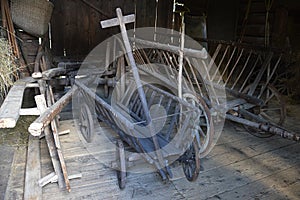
[50,0,173,57]
[24,135,42,200]
[0,78,35,128]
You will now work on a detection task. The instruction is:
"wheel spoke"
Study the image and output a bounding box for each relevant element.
[261,107,281,112]
[78,103,94,142]
[182,139,200,181]
[264,93,275,104]
[198,127,207,139]
[182,93,213,158]
[242,84,285,137]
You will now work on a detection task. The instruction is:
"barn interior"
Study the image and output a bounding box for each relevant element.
[0,0,299,199]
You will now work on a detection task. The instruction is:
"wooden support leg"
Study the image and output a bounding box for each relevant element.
[45,84,71,191]
[35,95,65,188]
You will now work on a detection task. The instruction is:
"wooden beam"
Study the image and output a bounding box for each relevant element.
[28,86,77,136]
[39,172,81,187]
[19,108,40,116]
[24,135,42,200]
[131,37,208,59]
[42,68,67,80]
[0,78,35,128]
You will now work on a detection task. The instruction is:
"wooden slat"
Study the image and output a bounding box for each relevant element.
[19,108,40,116]
[173,143,300,199]
[0,77,35,128]
[24,135,42,200]
[4,146,27,200]
[213,166,300,199]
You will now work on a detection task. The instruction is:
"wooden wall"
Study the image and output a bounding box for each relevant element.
[50,0,173,57]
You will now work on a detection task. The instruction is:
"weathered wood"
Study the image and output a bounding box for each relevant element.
[32,72,43,79]
[28,86,77,136]
[24,135,42,200]
[42,68,67,80]
[225,87,264,106]
[39,172,81,187]
[131,37,208,59]
[2,0,21,59]
[47,83,60,127]
[58,129,70,136]
[46,86,71,192]
[25,83,40,88]
[1,0,7,29]
[39,129,70,139]
[34,94,65,188]
[37,116,300,199]
[213,166,300,199]
[4,146,27,200]
[100,14,135,28]
[51,0,172,57]
[80,0,110,18]
[38,172,56,187]
[0,77,35,128]
[33,48,45,75]
[19,108,40,116]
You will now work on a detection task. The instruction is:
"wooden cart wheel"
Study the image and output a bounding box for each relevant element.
[116,139,126,189]
[242,84,286,138]
[182,139,200,182]
[183,93,214,158]
[79,103,94,142]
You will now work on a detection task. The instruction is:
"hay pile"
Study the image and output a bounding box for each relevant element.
[0,37,19,104]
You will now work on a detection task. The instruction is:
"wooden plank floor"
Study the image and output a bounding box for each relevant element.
[3,107,300,199]
[38,117,300,200]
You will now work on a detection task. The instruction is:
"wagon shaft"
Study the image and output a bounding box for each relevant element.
[226,114,299,141]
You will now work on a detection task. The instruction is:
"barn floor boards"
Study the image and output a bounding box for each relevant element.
[3,106,300,199]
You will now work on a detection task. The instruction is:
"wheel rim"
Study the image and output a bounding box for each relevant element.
[242,84,286,137]
[259,84,286,125]
[183,93,214,158]
[182,139,200,182]
[79,103,94,142]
